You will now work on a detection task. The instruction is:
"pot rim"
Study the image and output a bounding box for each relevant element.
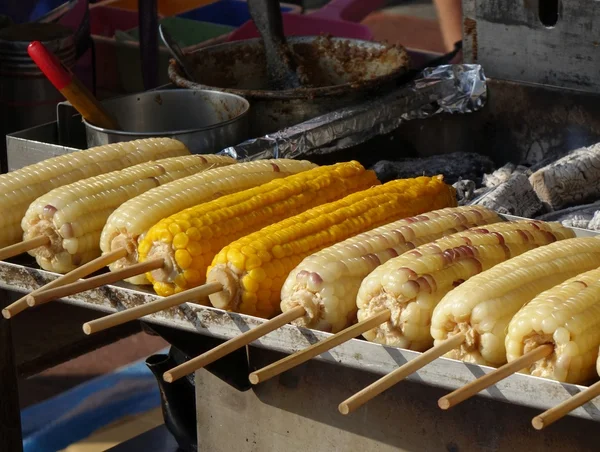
[83,89,250,136]
[169,36,411,100]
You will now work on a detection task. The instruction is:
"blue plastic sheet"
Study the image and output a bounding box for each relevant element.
[21,348,167,452]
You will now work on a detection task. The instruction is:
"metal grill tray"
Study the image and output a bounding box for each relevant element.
[1,215,599,421]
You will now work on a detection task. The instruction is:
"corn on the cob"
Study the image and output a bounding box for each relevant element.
[0,137,189,249]
[101,159,316,285]
[431,237,600,367]
[207,175,457,319]
[22,154,233,273]
[505,267,600,384]
[140,161,380,297]
[358,221,574,351]
[280,206,501,333]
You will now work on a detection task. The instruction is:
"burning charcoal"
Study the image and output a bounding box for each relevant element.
[530,143,600,210]
[482,163,532,188]
[470,173,546,218]
[370,152,495,185]
[537,201,600,230]
[453,179,477,205]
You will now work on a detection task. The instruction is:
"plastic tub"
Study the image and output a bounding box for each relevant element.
[95,0,217,16]
[178,0,298,27]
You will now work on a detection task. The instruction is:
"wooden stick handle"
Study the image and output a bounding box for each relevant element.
[532,380,600,430]
[27,258,163,307]
[163,305,307,384]
[339,333,466,415]
[249,309,391,385]
[438,344,554,410]
[83,282,223,335]
[0,236,49,261]
[2,248,127,319]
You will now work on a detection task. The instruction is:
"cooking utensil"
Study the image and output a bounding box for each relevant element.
[82,89,249,153]
[246,0,301,90]
[27,40,120,130]
[159,23,198,82]
[168,36,409,135]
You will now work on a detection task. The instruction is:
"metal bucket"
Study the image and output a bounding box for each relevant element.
[168,36,410,136]
[0,23,76,138]
[83,89,250,153]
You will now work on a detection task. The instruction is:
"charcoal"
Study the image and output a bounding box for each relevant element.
[482,163,532,188]
[530,143,600,210]
[370,152,495,185]
[453,179,477,205]
[470,173,546,218]
[537,201,600,230]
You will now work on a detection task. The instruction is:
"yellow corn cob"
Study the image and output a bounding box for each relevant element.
[22,154,233,273]
[280,206,501,333]
[506,267,600,384]
[0,137,189,249]
[207,175,458,319]
[357,220,574,352]
[101,159,316,285]
[431,237,600,367]
[140,161,380,297]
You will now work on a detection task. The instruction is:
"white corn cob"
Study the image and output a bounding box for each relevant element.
[357,220,575,351]
[22,154,234,273]
[100,159,317,284]
[432,237,600,367]
[0,137,189,249]
[506,267,600,384]
[280,206,501,333]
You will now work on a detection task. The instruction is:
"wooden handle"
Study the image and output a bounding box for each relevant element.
[532,380,600,430]
[27,258,163,307]
[339,333,466,415]
[163,305,306,383]
[0,236,49,262]
[83,282,223,335]
[2,248,127,319]
[249,309,391,385]
[438,344,554,410]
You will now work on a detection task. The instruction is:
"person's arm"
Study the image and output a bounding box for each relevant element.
[433,0,462,52]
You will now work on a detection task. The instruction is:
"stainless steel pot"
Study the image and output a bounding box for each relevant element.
[168,36,410,136]
[83,89,250,153]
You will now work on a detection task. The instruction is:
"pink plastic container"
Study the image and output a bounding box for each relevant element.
[227,0,384,41]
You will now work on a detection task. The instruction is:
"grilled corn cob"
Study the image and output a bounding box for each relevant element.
[0,137,189,249]
[432,237,600,367]
[101,159,316,285]
[358,220,574,351]
[280,206,501,333]
[505,267,600,384]
[140,161,380,297]
[208,175,457,319]
[22,154,233,273]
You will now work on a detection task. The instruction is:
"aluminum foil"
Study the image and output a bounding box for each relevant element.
[220,64,487,161]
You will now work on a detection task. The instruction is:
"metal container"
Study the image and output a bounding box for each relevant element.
[0,23,76,139]
[168,36,410,136]
[83,89,250,153]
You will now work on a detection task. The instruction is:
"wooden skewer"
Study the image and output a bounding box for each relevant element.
[26,258,164,307]
[83,281,223,335]
[438,344,554,410]
[0,236,49,261]
[338,333,466,415]
[1,248,127,319]
[249,309,391,385]
[532,380,600,430]
[163,305,306,383]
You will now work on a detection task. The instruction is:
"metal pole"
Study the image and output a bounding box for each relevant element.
[138,0,159,90]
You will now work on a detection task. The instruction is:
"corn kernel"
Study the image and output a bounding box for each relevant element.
[175,249,192,269]
[159,230,173,243]
[187,241,203,257]
[183,269,202,285]
[257,289,272,302]
[191,256,205,271]
[241,245,257,256]
[257,250,271,263]
[227,248,245,270]
[259,278,273,290]
[246,255,262,271]
[186,227,201,241]
[242,274,260,293]
[154,282,174,297]
[168,223,182,235]
[272,244,285,259]
[249,267,267,283]
[138,240,151,256]
[174,274,187,289]
[173,232,189,249]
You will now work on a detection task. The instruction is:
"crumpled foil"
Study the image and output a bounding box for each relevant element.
[220,64,487,161]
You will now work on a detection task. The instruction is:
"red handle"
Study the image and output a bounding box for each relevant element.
[27,41,73,90]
